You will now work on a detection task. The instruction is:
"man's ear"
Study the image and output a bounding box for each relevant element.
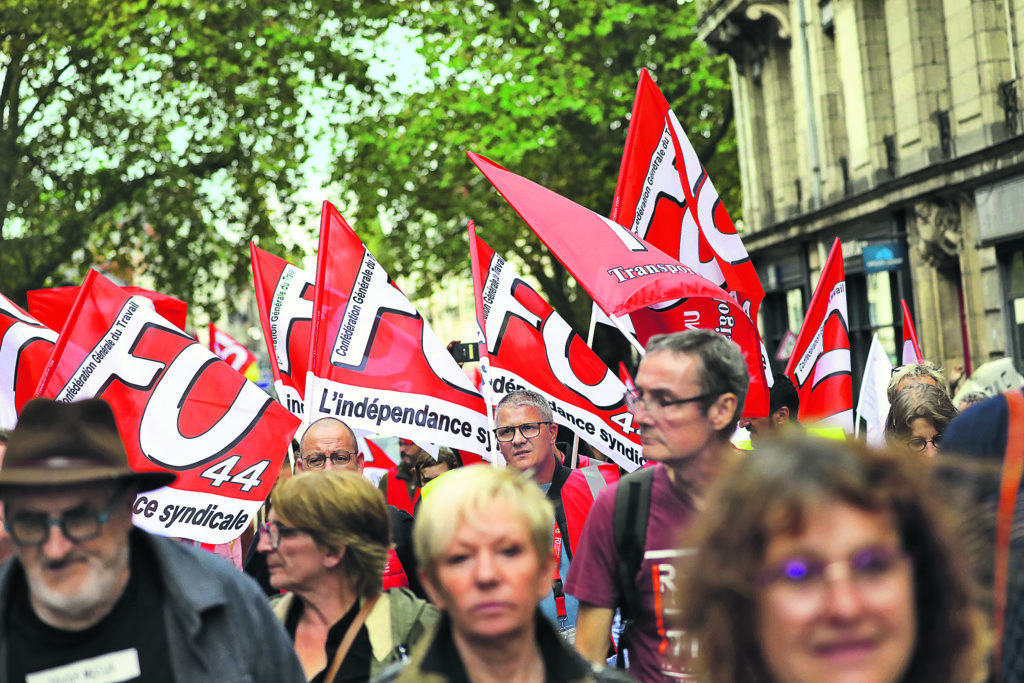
[772,406,790,425]
[707,393,738,431]
[356,452,365,474]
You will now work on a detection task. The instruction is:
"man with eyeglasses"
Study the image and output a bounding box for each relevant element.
[295,417,423,598]
[0,397,305,682]
[565,330,748,682]
[493,390,618,643]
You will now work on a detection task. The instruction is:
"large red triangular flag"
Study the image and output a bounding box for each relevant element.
[250,244,315,420]
[28,285,188,331]
[469,223,644,471]
[208,323,260,383]
[784,239,853,431]
[306,201,490,456]
[467,151,769,417]
[0,295,57,429]
[611,68,764,323]
[34,270,301,543]
[900,299,924,365]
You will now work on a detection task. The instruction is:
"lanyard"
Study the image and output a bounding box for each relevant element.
[551,522,567,621]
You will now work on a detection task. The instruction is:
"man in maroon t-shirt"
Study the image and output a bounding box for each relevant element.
[565,330,748,682]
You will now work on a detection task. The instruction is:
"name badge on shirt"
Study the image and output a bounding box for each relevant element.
[27,648,141,683]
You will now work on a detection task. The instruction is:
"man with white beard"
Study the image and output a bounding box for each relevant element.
[0,397,304,682]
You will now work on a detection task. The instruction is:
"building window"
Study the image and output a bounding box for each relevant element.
[1002,243,1024,371]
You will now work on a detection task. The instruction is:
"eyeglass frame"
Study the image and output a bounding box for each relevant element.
[624,387,714,415]
[756,545,912,598]
[905,434,942,451]
[4,484,128,547]
[301,450,358,470]
[259,520,318,550]
[492,421,553,443]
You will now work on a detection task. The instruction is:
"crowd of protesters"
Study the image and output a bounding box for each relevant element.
[1,329,1023,683]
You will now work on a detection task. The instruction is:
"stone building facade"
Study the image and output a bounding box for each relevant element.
[696,0,1024,393]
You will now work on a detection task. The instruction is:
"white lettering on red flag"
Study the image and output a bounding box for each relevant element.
[0,295,57,429]
[34,270,300,543]
[250,244,315,420]
[611,69,764,323]
[784,239,853,431]
[466,151,770,417]
[469,225,644,471]
[306,201,490,456]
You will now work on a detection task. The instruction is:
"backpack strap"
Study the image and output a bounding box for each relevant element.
[996,389,1024,683]
[613,466,656,666]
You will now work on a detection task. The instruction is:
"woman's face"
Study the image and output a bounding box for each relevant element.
[756,501,916,683]
[423,499,553,642]
[257,511,336,594]
[907,418,940,456]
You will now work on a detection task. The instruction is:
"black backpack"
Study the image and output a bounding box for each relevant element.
[611,466,655,665]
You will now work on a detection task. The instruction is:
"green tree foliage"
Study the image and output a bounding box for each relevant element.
[0,0,387,313]
[339,0,737,333]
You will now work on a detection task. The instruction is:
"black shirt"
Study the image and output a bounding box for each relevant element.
[284,596,372,683]
[7,536,174,682]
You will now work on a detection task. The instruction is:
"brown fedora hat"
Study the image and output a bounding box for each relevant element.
[0,397,177,491]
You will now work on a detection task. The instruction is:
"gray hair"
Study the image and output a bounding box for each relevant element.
[645,329,749,437]
[495,389,553,423]
[888,361,950,403]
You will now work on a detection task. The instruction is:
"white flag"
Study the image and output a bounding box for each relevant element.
[856,334,893,447]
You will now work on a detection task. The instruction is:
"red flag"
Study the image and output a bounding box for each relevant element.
[469,224,644,471]
[208,323,260,383]
[611,68,764,323]
[28,285,188,331]
[467,151,769,417]
[0,295,57,429]
[784,239,853,431]
[250,244,315,420]
[900,300,924,365]
[306,201,490,456]
[34,270,300,543]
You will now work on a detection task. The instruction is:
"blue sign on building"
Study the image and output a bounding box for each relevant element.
[862,242,905,273]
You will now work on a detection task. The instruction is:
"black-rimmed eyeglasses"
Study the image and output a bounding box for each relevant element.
[5,486,126,546]
[493,421,551,443]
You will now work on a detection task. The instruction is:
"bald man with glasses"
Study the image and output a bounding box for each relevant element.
[493,390,618,643]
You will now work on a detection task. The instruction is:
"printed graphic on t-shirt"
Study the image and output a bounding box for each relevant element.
[646,548,698,681]
[27,648,141,683]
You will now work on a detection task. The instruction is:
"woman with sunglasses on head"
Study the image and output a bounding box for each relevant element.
[258,470,438,682]
[678,436,983,683]
[884,382,958,457]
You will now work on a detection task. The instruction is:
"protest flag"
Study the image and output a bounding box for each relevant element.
[0,295,57,430]
[34,269,301,544]
[250,244,315,420]
[468,224,644,472]
[900,299,924,365]
[856,333,893,447]
[208,323,260,383]
[466,151,769,417]
[305,201,491,457]
[784,238,853,431]
[611,68,764,323]
[28,285,188,331]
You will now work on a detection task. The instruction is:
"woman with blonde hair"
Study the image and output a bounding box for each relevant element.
[679,436,982,683]
[259,470,437,682]
[373,464,632,683]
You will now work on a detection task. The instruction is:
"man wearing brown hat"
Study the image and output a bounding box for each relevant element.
[0,397,305,682]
